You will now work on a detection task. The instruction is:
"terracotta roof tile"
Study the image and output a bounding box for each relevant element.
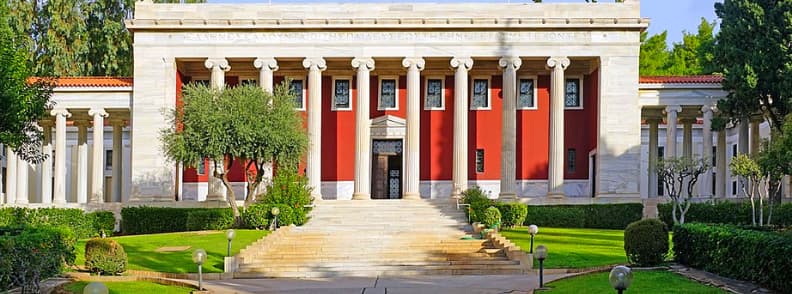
[639,75,723,84]
[28,76,133,88]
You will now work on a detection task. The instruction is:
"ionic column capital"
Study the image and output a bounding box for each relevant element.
[546,56,570,70]
[663,105,682,114]
[498,56,522,71]
[253,57,279,71]
[50,108,71,118]
[351,57,375,71]
[450,57,474,71]
[402,57,425,71]
[204,58,230,72]
[302,57,327,71]
[88,108,108,118]
[701,104,714,115]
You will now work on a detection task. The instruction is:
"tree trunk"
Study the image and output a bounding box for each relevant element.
[219,156,241,224]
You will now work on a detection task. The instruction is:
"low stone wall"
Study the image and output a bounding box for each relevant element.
[228,225,293,273]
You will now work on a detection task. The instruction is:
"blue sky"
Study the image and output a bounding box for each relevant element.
[206,0,721,45]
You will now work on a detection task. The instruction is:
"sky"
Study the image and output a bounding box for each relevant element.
[206,0,721,45]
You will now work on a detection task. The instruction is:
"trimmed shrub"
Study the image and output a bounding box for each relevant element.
[0,207,115,238]
[186,209,235,231]
[496,202,528,228]
[121,207,234,234]
[524,203,644,229]
[241,204,297,229]
[0,225,76,293]
[623,219,669,266]
[482,206,502,228]
[659,202,792,227]
[461,186,495,223]
[256,171,313,226]
[241,204,270,229]
[85,238,127,275]
[673,223,792,292]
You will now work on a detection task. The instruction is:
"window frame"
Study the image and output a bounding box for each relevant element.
[378,75,400,111]
[287,76,307,111]
[423,76,445,111]
[563,75,584,110]
[470,76,492,111]
[331,76,353,111]
[517,75,539,110]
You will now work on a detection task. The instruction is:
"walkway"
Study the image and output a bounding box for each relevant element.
[199,274,571,294]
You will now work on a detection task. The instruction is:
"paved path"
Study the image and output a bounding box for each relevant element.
[198,274,571,294]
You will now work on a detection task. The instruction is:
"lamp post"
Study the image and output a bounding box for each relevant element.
[527,225,539,253]
[226,229,236,257]
[535,245,548,289]
[270,206,280,230]
[192,249,207,290]
[609,266,633,294]
[83,282,109,294]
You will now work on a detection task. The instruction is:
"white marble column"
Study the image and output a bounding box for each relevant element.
[89,108,108,203]
[546,57,570,198]
[647,118,660,198]
[352,57,375,200]
[738,119,749,155]
[716,128,727,198]
[499,56,521,200]
[700,105,713,197]
[75,120,90,203]
[750,117,761,155]
[402,57,425,200]
[111,119,124,203]
[51,108,70,204]
[40,121,54,204]
[5,148,17,204]
[254,57,278,94]
[303,57,327,200]
[664,105,681,159]
[451,57,473,198]
[681,118,695,158]
[204,58,230,201]
[15,151,29,204]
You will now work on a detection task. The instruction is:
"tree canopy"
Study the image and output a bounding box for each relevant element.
[639,18,717,76]
[714,0,792,132]
[0,1,54,163]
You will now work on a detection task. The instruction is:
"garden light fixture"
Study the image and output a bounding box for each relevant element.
[535,245,548,288]
[83,282,109,294]
[271,206,280,230]
[192,249,207,290]
[226,229,236,257]
[527,224,539,253]
[609,265,633,294]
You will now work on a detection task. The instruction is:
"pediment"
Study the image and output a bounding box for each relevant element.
[371,115,406,128]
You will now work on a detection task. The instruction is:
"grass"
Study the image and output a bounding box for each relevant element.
[63,281,193,294]
[75,230,268,273]
[501,227,627,269]
[539,270,727,293]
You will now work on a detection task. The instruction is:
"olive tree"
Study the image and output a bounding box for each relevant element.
[655,157,710,224]
[160,81,308,218]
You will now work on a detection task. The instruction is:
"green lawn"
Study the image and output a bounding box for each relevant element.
[64,281,193,294]
[501,227,627,269]
[75,230,268,273]
[539,270,727,293]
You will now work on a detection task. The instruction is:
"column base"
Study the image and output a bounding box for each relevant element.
[351,193,371,200]
[205,193,227,202]
[402,192,421,200]
[547,192,566,199]
[498,192,518,201]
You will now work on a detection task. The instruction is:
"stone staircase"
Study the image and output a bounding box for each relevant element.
[233,199,531,278]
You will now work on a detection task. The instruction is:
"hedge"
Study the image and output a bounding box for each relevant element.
[0,225,76,292]
[185,209,234,231]
[673,223,792,291]
[524,203,644,229]
[0,208,115,239]
[659,202,792,227]
[121,207,234,234]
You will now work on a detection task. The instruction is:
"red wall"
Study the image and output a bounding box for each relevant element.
[563,71,599,180]
[469,76,503,180]
[321,76,356,181]
[517,75,551,180]
[420,76,454,181]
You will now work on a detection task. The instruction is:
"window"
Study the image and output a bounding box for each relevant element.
[470,78,490,110]
[424,77,444,110]
[712,146,717,166]
[105,150,112,171]
[332,77,352,110]
[517,77,537,109]
[731,144,738,158]
[289,78,305,110]
[475,149,485,173]
[564,77,583,108]
[567,149,576,173]
[378,77,398,110]
[732,181,737,196]
[658,146,665,196]
[197,160,206,176]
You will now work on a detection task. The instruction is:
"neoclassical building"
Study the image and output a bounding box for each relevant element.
[1,0,789,206]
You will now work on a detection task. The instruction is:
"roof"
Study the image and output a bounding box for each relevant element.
[28,77,133,88]
[639,75,723,84]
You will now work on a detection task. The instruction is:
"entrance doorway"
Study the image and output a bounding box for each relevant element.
[371,140,403,199]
